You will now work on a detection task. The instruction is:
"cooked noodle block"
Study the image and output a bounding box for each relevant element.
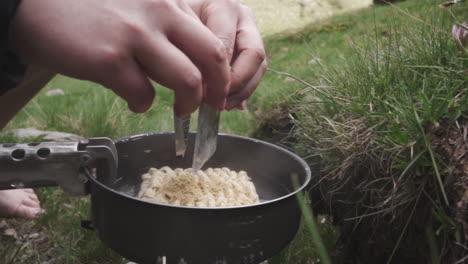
[138,166,260,207]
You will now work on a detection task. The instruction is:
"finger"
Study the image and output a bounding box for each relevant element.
[99,57,156,113]
[226,59,267,110]
[135,35,203,118]
[229,6,266,96]
[201,2,239,61]
[174,0,200,21]
[235,100,248,111]
[167,13,230,110]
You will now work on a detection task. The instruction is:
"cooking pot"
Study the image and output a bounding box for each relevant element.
[0,132,311,264]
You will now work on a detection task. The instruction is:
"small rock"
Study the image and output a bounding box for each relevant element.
[0,220,7,229]
[318,215,327,224]
[284,76,296,83]
[27,232,40,239]
[308,58,322,65]
[4,228,17,238]
[45,88,65,97]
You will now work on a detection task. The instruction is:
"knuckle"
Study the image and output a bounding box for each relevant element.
[225,0,238,8]
[260,59,268,73]
[212,42,229,64]
[96,47,128,74]
[182,70,203,91]
[146,0,175,12]
[249,47,266,64]
[219,37,234,59]
[123,19,145,38]
[240,5,254,16]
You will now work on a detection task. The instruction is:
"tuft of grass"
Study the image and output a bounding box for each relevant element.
[290,1,467,262]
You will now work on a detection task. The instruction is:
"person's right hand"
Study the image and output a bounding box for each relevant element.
[10,0,232,118]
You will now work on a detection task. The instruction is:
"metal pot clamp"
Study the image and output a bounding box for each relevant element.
[0,138,118,196]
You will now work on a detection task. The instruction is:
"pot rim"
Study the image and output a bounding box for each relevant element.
[89,132,311,210]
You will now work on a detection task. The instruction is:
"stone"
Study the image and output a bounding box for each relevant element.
[4,228,17,238]
[45,88,65,97]
[308,58,322,65]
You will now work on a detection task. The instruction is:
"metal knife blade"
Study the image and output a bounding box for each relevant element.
[174,113,190,157]
[192,104,220,173]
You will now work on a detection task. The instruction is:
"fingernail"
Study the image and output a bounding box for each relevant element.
[238,100,247,110]
[226,99,245,111]
[219,99,227,111]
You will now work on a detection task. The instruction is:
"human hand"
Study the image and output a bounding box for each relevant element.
[9,0,266,117]
[185,0,267,111]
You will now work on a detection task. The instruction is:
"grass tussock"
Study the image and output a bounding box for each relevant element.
[291,3,467,263]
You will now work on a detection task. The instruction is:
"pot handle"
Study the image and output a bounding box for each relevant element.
[0,137,118,196]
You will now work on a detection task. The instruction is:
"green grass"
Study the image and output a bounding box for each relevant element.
[1,0,467,263]
[3,77,254,138]
[288,1,467,263]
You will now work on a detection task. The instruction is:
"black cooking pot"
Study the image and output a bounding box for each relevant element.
[0,132,311,264]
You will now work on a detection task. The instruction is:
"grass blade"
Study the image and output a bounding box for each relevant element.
[413,109,449,206]
[293,175,332,264]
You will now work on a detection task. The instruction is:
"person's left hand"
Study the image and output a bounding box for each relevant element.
[186,0,267,110]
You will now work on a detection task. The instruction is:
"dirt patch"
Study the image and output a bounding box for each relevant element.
[0,218,53,263]
[432,119,468,260]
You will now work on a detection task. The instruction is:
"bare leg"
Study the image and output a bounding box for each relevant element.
[0,66,55,218]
